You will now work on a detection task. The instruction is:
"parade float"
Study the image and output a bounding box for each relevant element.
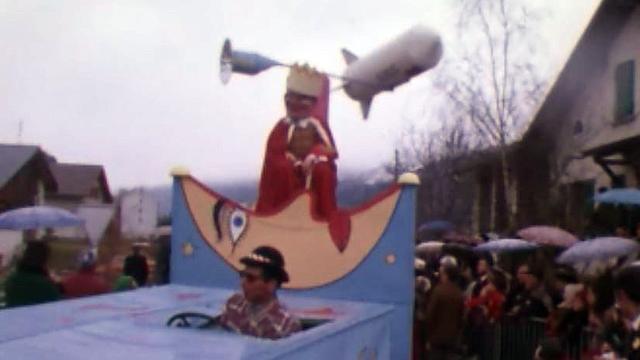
[0,25,442,359]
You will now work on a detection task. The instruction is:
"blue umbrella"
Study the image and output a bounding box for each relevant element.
[418,220,454,233]
[0,206,84,230]
[475,238,538,253]
[594,188,640,205]
[557,237,640,264]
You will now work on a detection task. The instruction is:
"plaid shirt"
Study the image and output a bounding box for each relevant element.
[219,293,301,339]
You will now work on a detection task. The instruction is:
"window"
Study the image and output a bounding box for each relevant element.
[614,60,635,123]
[573,119,583,135]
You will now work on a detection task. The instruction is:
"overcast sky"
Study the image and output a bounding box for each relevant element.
[0,0,600,190]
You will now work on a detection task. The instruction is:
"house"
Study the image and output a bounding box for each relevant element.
[46,162,115,242]
[46,162,113,207]
[0,144,57,266]
[0,144,57,212]
[470,0,640,234]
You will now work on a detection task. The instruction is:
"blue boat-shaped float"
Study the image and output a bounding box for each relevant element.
[0,170,419,359]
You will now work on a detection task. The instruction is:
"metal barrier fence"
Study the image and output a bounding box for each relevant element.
[469,318,546,360]
[467,318,595,360]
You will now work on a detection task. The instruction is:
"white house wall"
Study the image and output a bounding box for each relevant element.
[555,6,640,188]
[120,189,158,238]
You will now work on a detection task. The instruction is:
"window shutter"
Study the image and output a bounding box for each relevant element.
[615,60,635,122]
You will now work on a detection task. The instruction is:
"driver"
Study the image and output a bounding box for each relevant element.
[218,246,301,339]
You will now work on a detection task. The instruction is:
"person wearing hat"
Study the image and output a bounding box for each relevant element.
[218,246,301,339]
[254,65,350,252]
[61,250,109,298]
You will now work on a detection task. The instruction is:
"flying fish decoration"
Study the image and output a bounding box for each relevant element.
[220,24,443,119]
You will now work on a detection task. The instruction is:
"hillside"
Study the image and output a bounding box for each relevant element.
[143,168,395,217]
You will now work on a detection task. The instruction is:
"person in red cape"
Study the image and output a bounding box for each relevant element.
[255,64,350,251]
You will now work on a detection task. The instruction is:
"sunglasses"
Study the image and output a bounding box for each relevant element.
[239,271,262,283]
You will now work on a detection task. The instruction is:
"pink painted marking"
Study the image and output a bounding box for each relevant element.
[77,303,149,313]
[291,307,343,318]
[174,292,204,301]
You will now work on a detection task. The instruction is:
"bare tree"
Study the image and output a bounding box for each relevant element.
[392,116,475,231]
[434,0,546,230]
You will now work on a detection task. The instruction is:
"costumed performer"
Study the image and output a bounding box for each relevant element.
[255,64,350,252]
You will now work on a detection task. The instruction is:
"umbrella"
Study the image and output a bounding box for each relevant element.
[0,206,84,230]
[416,241,444,255]
[475,238,539,253]
[594,188,640,205]
[557,237,640,265]
[517,226,578,247]
[418,220,454,233]
[416,241,476,263]
[443,243,477,264]
[442,232,482,245]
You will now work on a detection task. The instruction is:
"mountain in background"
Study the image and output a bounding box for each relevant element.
[141,167,396,218]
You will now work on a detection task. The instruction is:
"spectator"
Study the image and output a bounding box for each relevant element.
[549,284,589,356]
[549,266,578,307]
[613,265,640,359]
[507,263,553,319]
[467,255,492,298]
[414,257,432,360]
[467,269,507,324]
[586,272,627,358]
[3,241,60,307]
[218,246,301,339]
[123,244,149,286]
[425,262,464,359]
[61,250,109,298]
[465,268,507,359]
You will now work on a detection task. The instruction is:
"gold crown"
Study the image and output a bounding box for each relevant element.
[286,64,323,97]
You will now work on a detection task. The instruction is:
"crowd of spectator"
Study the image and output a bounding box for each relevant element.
[2,241,151,308]
[414,248,640,360]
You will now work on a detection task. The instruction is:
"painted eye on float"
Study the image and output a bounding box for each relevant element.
[229,209,247,245]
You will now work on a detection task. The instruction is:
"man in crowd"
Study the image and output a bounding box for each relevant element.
[467,254,492,297]
[507,263,553,319]
[425,259,464,359]
[254,64,349,251]
[218,246,301,339]
[123,244,149,286]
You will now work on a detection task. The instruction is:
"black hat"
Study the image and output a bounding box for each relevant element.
[240,246,289,284]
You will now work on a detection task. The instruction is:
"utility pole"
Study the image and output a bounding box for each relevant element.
[17,119,23,143]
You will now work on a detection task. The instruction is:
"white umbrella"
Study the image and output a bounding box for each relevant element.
[0,206,84,230]
[557,237,640,264]
[416,241,444,255]
[475,238,539,253]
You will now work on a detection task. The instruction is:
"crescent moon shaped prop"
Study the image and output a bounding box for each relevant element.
[179,176,401,289]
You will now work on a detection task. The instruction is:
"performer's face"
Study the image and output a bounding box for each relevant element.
[285,91,316,120]
[240,266,276,304]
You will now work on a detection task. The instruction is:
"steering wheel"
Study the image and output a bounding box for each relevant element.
[166,312,221,329]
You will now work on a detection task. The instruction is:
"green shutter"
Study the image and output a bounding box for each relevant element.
[615,60,635,122]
